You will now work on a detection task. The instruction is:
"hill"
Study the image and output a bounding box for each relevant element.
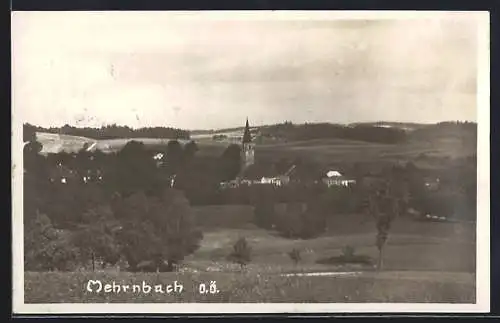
[29,121,477,170]
[348,121,431,131]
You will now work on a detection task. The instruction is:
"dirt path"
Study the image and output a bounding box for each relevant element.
[282,270,475,285]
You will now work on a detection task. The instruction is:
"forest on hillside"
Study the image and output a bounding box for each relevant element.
[23,120,477,146]
[23,123,191,140]
[258,121,477,144]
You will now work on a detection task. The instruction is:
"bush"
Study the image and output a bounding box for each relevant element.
[274,203,326,239]
[288,248,302,266]
[253,200,276,230]
[317,246,373,266]
[227,237,252,269]
[341,245,355,258]
[25,212,80,271]
[316,255,373,266]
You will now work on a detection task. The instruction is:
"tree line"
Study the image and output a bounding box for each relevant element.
[259,122,408,144]
[23,123,190,140]
[259,121,477,145]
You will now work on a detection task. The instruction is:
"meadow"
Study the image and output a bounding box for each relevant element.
[36,131,475,165]
[25,271,475,303]
[24,209,476,303]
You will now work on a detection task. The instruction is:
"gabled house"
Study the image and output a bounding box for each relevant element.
[321,169,356,187]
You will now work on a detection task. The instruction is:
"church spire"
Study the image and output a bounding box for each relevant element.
[242,117,252,144]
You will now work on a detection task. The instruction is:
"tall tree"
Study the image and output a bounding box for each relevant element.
[166,140,184,166]
[111,141,158,196]
[183,140,199,162]
[72,205,122,270]
[219,144,242,181]
[365,177,408,270]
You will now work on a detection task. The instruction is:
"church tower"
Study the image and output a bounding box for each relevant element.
[241,118,255,170]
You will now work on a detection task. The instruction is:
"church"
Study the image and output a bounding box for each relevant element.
[219,118,257,189]
[240,118,255,173]
[219,118,295,189]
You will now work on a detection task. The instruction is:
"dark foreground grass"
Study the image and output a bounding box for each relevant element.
[25,271,475,303]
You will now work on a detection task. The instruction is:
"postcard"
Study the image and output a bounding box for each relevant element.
[11,10,490,314]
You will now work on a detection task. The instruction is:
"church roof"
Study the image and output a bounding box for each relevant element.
[242,118,252,144]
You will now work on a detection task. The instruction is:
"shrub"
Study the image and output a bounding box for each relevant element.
[227,237,252,269]
[253,199,276,230]
[288,248,302,266]
[341,245,355,258]
[274,203,326,239]
[25,212,80,271]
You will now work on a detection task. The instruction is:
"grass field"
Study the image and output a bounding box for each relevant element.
[36,132,475,164]
[24,211,476,303]
[24,270,475,303]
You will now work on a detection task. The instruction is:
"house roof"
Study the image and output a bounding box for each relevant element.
[326,170,342,177]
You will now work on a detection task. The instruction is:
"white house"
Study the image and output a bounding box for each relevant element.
[322,170,356,187]
[153,152,164,160]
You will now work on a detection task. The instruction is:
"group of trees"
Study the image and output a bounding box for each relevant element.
[23,132,230,272]
[251,184,360,239]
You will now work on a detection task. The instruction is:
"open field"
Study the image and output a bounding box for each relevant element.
[187,213,476,274]
[257,137,475,164]
[24,270,475,303]
[36,132,475,165]
[25,211,476,303]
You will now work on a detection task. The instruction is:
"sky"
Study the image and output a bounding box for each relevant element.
[12,11,482,130]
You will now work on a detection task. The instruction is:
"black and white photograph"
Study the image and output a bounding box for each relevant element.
[12,11,490,314]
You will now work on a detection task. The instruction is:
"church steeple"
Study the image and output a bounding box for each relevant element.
[242,117,252,144]
[240,117,255,173]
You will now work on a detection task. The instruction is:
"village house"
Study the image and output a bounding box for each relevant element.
[424,176,440,190]
[239,163,296,188]
[153,152,164,167]
[321,170,356,187]
[49,163,77,184]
